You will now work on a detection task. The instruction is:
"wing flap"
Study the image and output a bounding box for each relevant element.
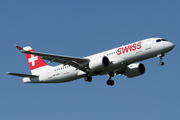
[42,56,88,72]
[6,72,39,78]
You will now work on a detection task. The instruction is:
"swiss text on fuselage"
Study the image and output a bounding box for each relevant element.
[117,42,141,55]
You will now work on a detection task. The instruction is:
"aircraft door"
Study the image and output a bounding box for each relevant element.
[47,69,52,79]
[146,40,151,50]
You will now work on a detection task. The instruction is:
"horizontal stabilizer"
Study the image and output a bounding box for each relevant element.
[6,72,39,78]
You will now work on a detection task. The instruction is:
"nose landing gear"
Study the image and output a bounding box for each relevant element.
[158,53,165,66]
[159,61,164,66]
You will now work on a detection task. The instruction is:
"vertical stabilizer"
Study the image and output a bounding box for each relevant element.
[23,46,47,70]
[15,45,49,74]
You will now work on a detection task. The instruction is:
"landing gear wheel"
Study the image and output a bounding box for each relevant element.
[84,76,92,82]
[159,61,164,66]
[107,80,115,86]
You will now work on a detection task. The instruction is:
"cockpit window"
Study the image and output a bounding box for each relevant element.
[156,39,168,42]
[161,39,168,41]
[156,39,161,42]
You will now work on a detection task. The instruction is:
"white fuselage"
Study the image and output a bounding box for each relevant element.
[22,38,174,83]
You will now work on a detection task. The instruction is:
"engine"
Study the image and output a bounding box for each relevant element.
[88,56,110,71]
[124,63,145,78]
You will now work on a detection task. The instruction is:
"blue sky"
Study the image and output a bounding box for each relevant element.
[1,0,180,120]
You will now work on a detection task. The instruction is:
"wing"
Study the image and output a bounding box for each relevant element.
[15,45,90,72]
[6,72,39,78]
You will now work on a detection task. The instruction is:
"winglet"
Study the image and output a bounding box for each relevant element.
[15,45,26,52]
[15,45,32,53]
[15,44,22,50]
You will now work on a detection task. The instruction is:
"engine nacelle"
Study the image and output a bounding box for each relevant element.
[124,63,145,78]
[89,56,110,71]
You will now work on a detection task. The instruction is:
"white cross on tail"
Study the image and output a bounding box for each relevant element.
[28,55,38,66]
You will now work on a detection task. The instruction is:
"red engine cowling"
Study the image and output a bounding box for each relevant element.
[124,63,145,78]
[88,56,110,71]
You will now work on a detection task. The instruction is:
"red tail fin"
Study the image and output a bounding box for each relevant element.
[16,46,47,71]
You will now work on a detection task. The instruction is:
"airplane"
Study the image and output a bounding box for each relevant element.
[6,38,175,86]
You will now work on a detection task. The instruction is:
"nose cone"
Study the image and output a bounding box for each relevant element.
[167,42,175,51]
[170,42,175,49]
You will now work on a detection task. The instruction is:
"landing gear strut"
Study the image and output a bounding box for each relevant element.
[158,53,165,66]
[107,73,115,86]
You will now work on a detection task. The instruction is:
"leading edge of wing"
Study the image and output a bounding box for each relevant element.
[25,51,90,72]
[15,45,90,72]
[26,51,89,62]
[15,45,89,62]
[6,72,39,78]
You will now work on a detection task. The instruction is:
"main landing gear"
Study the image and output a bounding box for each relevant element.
[158,53,165,66]
[84,72,116,86]
[107,73,115,86]
[84,75,92,82]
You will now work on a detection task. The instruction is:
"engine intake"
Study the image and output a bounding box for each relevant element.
[89,56,110,71]
[124,63,145,78]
